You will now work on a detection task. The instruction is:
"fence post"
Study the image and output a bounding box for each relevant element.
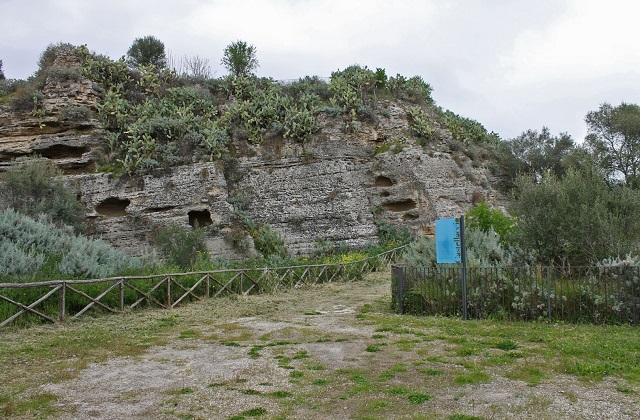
[546,266,551,322]
[119,279,124,312]
[206,274,210,299]
[166,276,171,308]
[59,281,66,322]
[397,266,405,315]
[460,216,468,321]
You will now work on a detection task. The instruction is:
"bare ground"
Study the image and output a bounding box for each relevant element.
[7,271,640,419]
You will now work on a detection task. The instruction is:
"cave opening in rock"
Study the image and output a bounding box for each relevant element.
[95,197,130,217]
[188,210,213,228]
[374,176,394,187]
[383,199,417,212]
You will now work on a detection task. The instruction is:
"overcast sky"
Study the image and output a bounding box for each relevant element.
[2,0,639,141]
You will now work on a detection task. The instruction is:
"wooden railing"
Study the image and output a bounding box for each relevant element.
[0,246,406,329]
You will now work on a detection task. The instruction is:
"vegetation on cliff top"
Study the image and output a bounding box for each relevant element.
[2,39,640,271]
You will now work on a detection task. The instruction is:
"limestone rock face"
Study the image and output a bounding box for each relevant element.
[0,71,502,259]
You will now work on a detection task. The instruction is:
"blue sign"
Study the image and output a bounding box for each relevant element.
[435,218,461,263]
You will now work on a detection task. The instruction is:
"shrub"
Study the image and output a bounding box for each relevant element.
[9,84,43,112]
[36,43,83,78]
[465,202,514,244]
[403,228,518,269]
[0,156,86,231]
[376,221,412,248]
[252,224,288,258]
[155,223,209,270]
[406,106,434,140]
[0,208,142,280]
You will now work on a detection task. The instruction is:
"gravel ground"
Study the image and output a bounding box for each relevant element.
[8,271,639,419]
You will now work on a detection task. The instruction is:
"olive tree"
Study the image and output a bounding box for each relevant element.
[510,166,640,265]
[496,127,575,191]
[127,35,167,69]
[221,40,259,77]
[585,102,640,188]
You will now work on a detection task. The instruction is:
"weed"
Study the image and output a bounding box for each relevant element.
[495,339,518,351]
[366,345,380,353]
[230,407,267,419]
[408,392,431,404]
[455,370,490,385]
[268,391,291,398]
[423,368,444,376]
[178,329,200,339]
[505,366,547,386]
[307,363,326,371]
[289,370,304,378]
[170,387,194,395]
[388,387,410,395]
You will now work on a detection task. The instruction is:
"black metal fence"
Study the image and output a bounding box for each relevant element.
[391,265,640,324]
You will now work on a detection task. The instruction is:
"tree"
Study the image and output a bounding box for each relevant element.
[0,60,5,80]
[509,166,640,265]
[585,102,640,188]
[127,35,167,69]
[221,40,259,77]
[496,127,575,190]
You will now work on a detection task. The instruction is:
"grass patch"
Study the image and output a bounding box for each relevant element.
[267,390,291,398]
[495,339,518,351]
[366,345,380,353]
[455,370,490,385]
[388,386,410,395]
[422,368,444,376]
[170,387,194,395]
[408,392,431,404]
[307,363,326,371]
[505,365,547,386]
[229,407,267,419]
[178,329,200,339]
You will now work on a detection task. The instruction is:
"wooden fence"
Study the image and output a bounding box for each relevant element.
[0,246,406,329]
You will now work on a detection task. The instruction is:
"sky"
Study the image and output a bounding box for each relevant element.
[1,0,639,142]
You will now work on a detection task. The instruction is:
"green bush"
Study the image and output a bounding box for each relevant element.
[406,105,434,140]
[252,224,288,258]
[465,202,514,244]
[0,208,143,280]
[376,221,412,248]
[155,223,209,270]
[0,156,85,231]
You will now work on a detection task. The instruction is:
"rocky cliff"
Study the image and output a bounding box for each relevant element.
[0,57,501,259]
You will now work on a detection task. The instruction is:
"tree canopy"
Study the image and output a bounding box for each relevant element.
[221,40,259,77]
[496,127,576,190]
[127,35,167,69]
[585,102,640,188]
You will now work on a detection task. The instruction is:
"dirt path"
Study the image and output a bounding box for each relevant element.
[19,272,640,419]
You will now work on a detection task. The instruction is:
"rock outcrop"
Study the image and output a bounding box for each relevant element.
[0,62,501,259]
